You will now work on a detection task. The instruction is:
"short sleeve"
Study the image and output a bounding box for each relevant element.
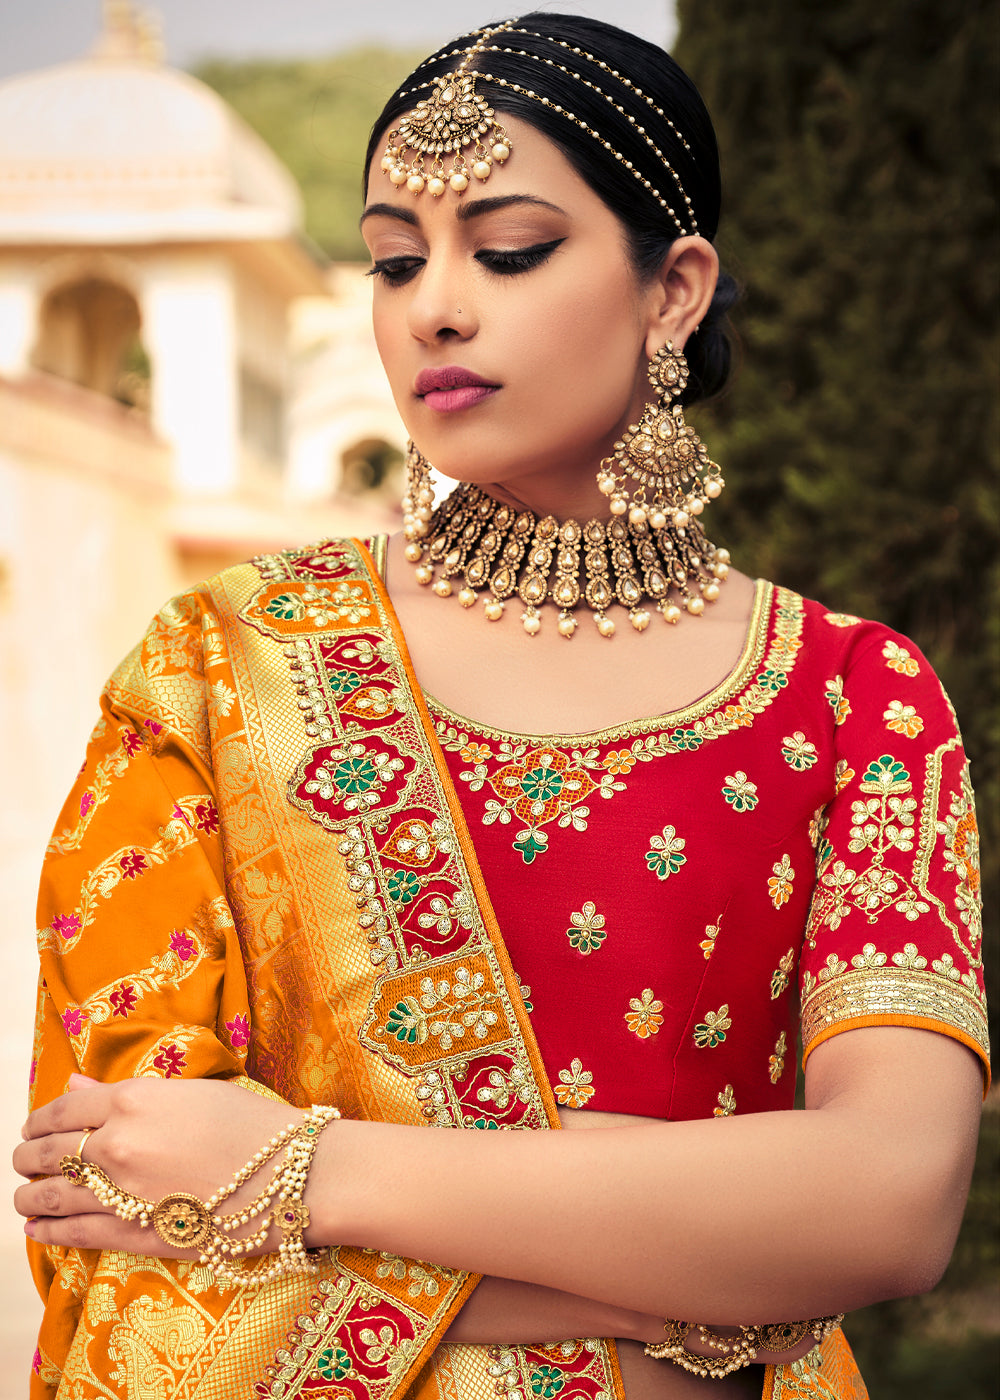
[800,628,989,1086]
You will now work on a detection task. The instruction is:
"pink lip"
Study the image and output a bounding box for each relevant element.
[422,384,499,412]
[415,365,499,395]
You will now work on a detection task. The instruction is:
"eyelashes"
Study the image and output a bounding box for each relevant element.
[368,239,565,286]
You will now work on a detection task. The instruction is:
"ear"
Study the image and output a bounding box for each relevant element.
[642,236,719,359]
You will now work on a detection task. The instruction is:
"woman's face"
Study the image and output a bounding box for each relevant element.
[361,114,666,514]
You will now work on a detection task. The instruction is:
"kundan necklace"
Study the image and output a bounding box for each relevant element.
[402,477,731,638]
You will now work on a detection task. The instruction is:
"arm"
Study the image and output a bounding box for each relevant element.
[16,1025,981,1326]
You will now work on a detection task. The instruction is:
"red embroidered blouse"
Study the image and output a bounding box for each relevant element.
[428,581,989,1121]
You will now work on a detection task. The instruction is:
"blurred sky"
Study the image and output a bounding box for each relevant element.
[0,0,678,78]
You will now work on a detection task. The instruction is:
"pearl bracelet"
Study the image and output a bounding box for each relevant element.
[643,1315,844,1377]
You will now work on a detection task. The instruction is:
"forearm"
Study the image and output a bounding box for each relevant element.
[314,1034,980,1323]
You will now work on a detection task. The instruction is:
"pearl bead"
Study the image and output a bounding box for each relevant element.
[492,142,510,161]
[649,510,667,530]
[663,603,682,625]
[427,177,446,197]
[628,505,647,524]
[484,599,504,621]
[416,505,432,522]
[432,578,453,598]
[689,497,705,514]
[389,167,408,186]
[414,564,433,585]
[406,174,425,193]
[714,562,730,579]
[472,161,492,181]
[686,595,706,615]
[702,582,721,601]
[610,497,628,516]
[597,474,617,496]
[557,613,577,637]
[715,548,731,564]
[706,479,723,498]
[630,608,651,631]
[450,172,469,192]
[404,542,423,562]
[458,587,477,608]
[522,612,541,635]
[673,510,690,529]
[596,614,616,637]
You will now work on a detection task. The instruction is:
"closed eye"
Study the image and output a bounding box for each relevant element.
[367,256,423,286]
[476,239,564,276]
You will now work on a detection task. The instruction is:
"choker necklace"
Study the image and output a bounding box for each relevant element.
[403,482,731,638]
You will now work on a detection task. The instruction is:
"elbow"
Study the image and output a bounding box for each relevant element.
[867,1150,972,1301]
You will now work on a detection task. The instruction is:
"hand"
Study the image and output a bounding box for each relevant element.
[13,1074,310,1257]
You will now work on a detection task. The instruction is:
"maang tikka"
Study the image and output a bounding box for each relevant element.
[401,342,732,639]
[381,22,514,196]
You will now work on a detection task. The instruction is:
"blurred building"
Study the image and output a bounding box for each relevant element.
[0,16,405,1338]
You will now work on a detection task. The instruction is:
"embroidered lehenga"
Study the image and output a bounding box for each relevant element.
[27,537,988,1400]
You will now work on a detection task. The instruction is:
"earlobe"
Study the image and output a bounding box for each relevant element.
[644,236,719,357]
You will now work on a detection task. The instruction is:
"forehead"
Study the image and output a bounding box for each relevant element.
[363,112,605,222]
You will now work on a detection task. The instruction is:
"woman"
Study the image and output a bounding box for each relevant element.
[14,13,987,1400]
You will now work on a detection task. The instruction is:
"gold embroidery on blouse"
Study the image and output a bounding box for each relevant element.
[824,675,851,726]
[769,856,795,910]
[625,988,664,1039]
[801,965,989,1064]
[781,730,818,771]
[694,1005,732,1049]
[884,700,924,738]
[554,1057,595,1107]
[824,612,862,627]
[771,948,795,999]
[769,1030,787,1083]
[566,901,607,954]
[714,1084,736,1116]
[700,918,722,960]
[882,639,920,676]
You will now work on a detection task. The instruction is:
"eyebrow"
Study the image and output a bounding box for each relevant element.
[359,194,567,229]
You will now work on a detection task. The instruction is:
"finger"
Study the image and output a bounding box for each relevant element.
[14,1173,112,1221]
[22,1087,110,1142]
[13,1128,104,1182]
[68,1074,101,1090]
[23,1212,168,1256]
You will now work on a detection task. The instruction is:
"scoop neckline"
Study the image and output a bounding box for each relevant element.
[422,577,774,745]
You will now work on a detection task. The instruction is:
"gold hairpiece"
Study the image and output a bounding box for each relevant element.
[381,22,515,195]
[393,29,698,233]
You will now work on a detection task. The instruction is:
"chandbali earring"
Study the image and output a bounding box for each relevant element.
[597,341,725,534]
[402,441,439,581]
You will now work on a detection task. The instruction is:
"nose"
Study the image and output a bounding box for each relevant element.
[406,248,478,345]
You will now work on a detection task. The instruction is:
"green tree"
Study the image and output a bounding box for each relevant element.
[675,2,999,1391]
[195,49,424,259]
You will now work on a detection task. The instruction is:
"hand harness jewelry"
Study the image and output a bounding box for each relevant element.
[384,24,697,234]
[59,1104,339,1287]
[644,1315,845,1378]
[402,343,730,637]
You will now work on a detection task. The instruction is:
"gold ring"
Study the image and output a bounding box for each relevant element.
[76,1127,95,1162]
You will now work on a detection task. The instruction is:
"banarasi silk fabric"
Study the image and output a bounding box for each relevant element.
[26,537,987,1400]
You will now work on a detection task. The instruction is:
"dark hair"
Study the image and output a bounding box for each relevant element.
[364,11,739,404]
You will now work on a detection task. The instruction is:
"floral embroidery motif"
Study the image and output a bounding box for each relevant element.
[768,855,795,908]
[386,868,422,906]
[825,676,851,725]
[769,1030,787,1083]
[694,1005,732,1049]
[644,825,687,879]
[937,784,982,938]
[782,731,818,771]
[883,640,920,676]
[824,612,861,628]
[152,1042,186,1077]
[602,749,636,774]
[566,901,607,954]
[835,760,855,794]
[108,983,137,1018]
[530,1366,566,1398]
[756,668,788,694]
[714,1084,737,1116]
[383,968,500,1051]
[61,1007,86,1037]
[722,771,759,812]
[770,949,795,999]
[375,1254,443,1298]
[884,700,924,738]
[811,755,931,932]
[554,1057,595,1107]
[892,942,927,970]
[700,920,721,959]
[315,1345,352,1381]
[625,988,664,1039]
[304,742,404,806]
